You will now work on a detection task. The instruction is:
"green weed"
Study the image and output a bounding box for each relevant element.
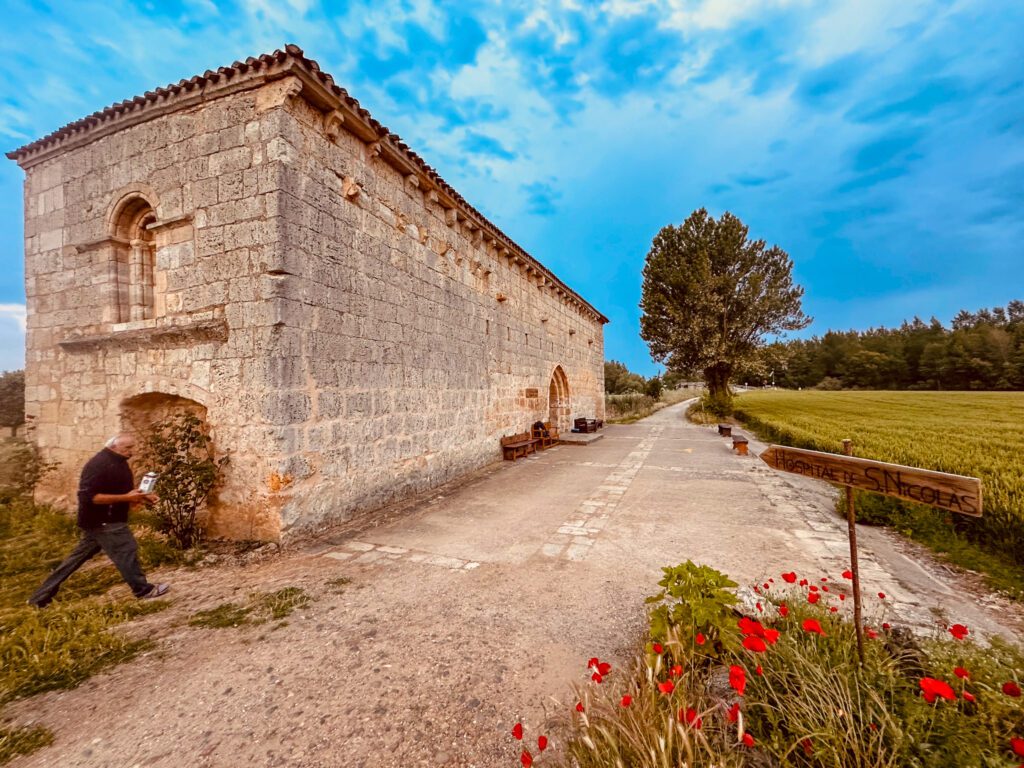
[0,725,54,764]
[188,587,310,629]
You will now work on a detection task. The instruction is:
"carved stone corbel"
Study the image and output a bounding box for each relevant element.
[323,110,345,142]
[342,176,362,201]
[367,141,382,158]
[445,208,458,227]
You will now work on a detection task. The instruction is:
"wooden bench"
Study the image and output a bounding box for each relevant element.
[732,435,749,456]
[532,421,560,449]
[718,424,733,437]
[501,431,538,460]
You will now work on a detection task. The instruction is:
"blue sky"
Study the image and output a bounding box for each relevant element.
[1,0,1023,375]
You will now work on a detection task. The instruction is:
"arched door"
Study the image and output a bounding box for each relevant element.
[548,366,571,432]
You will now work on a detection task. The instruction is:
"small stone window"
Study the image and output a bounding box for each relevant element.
[110,195,157,322]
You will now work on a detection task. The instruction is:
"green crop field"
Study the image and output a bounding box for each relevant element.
[733,391,1024,570]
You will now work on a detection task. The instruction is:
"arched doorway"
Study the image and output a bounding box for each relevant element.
[548,365,571,432]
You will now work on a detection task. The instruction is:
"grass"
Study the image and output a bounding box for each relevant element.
[0,726,54,764]
[0,499,185,762]
[188,587,310,629]
[733,390,1024,598]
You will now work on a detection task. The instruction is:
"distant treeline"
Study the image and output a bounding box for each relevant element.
[745,301,1024,390]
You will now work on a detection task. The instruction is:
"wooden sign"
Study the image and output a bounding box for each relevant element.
[759,445,983,517]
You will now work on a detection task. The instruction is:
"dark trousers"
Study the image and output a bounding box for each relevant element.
[29,523,153,606]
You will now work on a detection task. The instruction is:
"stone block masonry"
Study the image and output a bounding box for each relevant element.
[8,45,607,542]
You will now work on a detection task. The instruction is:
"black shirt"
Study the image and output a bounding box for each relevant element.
[77,448,135,528]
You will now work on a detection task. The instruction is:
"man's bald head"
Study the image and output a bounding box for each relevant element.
[105,434,137,457]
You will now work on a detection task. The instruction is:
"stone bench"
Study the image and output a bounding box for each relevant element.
[732,434,749,456]
[717,423,732,437]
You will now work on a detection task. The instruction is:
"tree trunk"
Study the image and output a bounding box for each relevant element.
[703,364,734,415]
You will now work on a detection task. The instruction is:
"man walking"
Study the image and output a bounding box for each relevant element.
[29,434,170,607]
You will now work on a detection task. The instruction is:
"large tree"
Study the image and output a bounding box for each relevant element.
[639,209,810,411]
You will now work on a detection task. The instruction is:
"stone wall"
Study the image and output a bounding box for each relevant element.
[20,84,294,540]
[15,56,605,542]
[263,93,605,535]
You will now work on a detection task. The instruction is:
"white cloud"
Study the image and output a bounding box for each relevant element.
[0,305,26,331]
[662,0,810,32]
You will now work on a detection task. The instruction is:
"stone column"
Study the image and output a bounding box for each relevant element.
[129,239,146,321]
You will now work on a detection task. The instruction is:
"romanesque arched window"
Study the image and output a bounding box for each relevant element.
[110,195,157,322]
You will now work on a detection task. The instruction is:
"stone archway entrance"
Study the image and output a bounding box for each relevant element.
[548,366,570,433]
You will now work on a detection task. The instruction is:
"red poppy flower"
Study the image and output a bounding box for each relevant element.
[919,677,956,703]
[587,657,599,669]
[866,628,877,638]
[839,594,846,601]
[954,667,969,679]
[799,578,809,587]
[682,707,702,729]
[769,578,775,583]
[949,624,969,640]
[962,691,976,702]
[763,582,770,590]
[1003,681,1022,697]
[756,602,763,613]
[842,570,853,579]
[802,619,826,636]
[738,617,761,636]
[809,585,819,592]
[591,672,603,683]
[538,736,548,752]
[821,576,828,582]
[620,695,632,707]
[742,732,755,747]
[695,632,706,645]
[598,662,611,675]
[652,642,663,654]
[763,628,780,644]
[801,738,813,757]
[743,636,767,653]
[670,664,684,677]
[753,585,761,595]
[782,572,797,583]
[521,750,533,767]
[830,606,839,613]
[729,665,747,696]
[1011,737,1024,757]
[658,680,675,695]
[755,665,763,676]
[877,592,886,600]
[808,592,820,604]
[779,605,789,618]
[822,586,830,592]
[512,723,524,740]
[882,622,891,630]
[575,701,584,712]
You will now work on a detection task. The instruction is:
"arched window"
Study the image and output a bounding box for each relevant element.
[110,196,157,322]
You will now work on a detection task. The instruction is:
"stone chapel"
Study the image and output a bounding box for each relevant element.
[7,45,607,541]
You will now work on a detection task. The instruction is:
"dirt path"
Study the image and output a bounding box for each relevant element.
[7,403,1022,767]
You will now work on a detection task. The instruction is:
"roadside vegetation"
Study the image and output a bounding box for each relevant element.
[733,390,1024,599]
[604,361,699,423]
[512,561,1024,768]
[188,587,310,629]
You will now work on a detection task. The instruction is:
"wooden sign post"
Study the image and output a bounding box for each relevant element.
[759,443,983,663]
